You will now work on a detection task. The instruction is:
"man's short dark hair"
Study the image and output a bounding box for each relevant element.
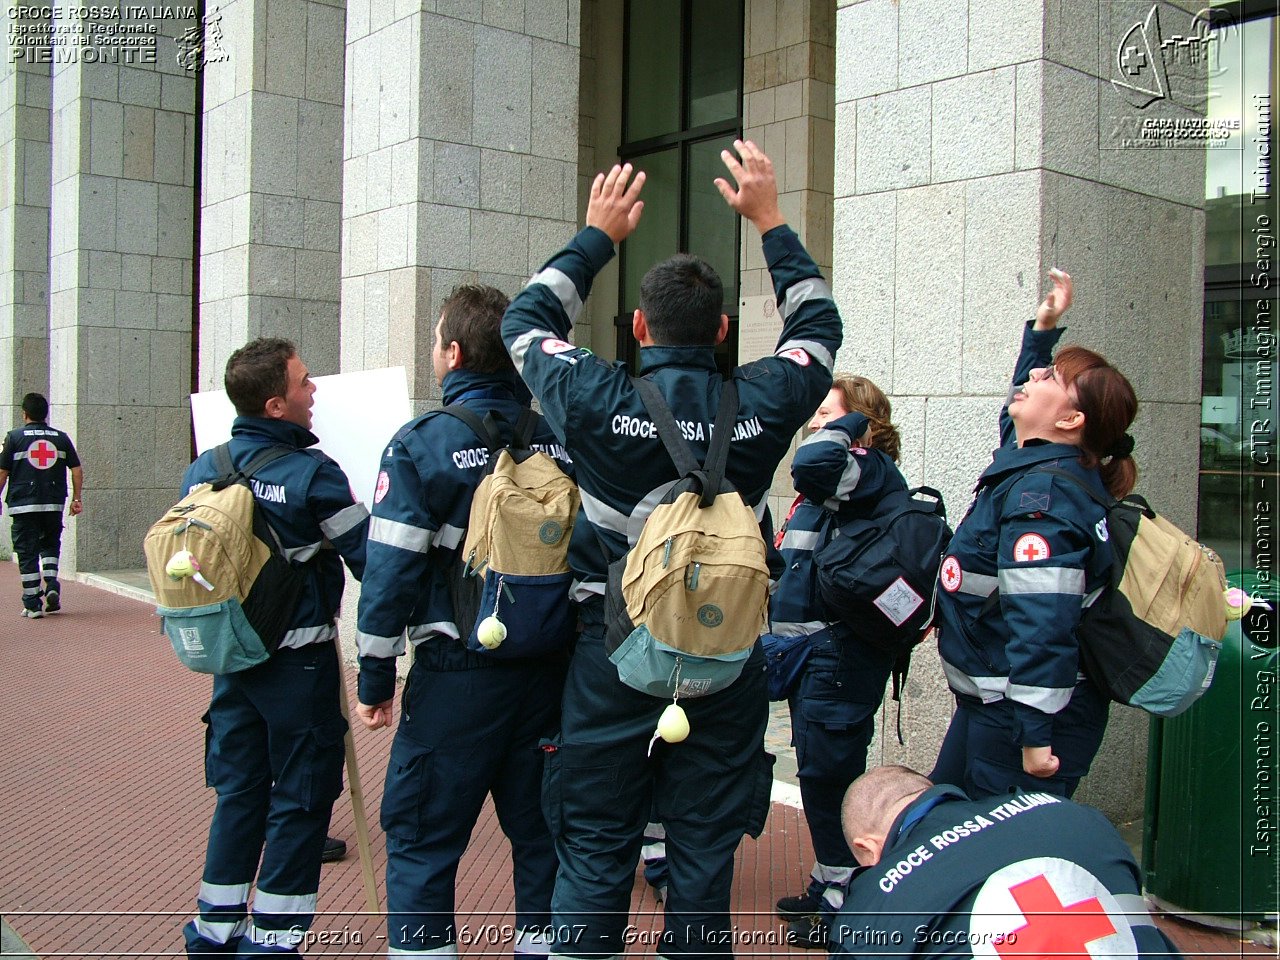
[438,284,514,375]
[224,337,295,417]
[21,392,48,421]
[639,255,724,346]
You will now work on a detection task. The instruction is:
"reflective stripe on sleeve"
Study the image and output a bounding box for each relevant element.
[431,523,464,551]
[998,566,1086,596]
[941,660,1007,704]
[781,277,833,320]
[1006,682,1073,713]
[958,570,999,598]
[779,529,822,552]
[769,619,827,637]
[370,516,434,554]
[526,267,584,323]
[320,502,369,540]
[356,628,404,659]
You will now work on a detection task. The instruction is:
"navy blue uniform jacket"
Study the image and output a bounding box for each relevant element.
[501,224,841,622]
[833,785,1181,958]
[354,369,574,706]
[934,322,1114,746]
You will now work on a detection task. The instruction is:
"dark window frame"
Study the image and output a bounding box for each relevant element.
[615,0,745,374]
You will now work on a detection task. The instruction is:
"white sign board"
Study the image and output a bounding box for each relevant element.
[190,366,411,507]
[737,295,783,363]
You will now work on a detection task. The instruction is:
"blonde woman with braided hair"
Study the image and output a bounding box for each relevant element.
[770,373,909,949]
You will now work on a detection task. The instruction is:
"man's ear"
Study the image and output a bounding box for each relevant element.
[632,308,650,346]
[850,834,884,868]
[715,313,729,345]
[262,396,287,420]
[446,340,465,373]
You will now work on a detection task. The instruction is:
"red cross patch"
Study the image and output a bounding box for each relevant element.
[1013,533,1050,563]
[541,338,574,355]
[374,471,390,504]
[969,857,1138,960]
[27,439,58,470]
[778,347,811,366]
[940,555,963,593]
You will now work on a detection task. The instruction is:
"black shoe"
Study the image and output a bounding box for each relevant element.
[776,892,822,919]
[786,916,829,950]
[321,836,347,863]
[44,590,60,613]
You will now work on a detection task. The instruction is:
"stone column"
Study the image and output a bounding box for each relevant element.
[0,11,52,425]
[0,9,53,555]
[48,5,197,571]
[741,0,837,540]
[339,1,581,410]
[833,0,1207,821]
[199,0,346,388]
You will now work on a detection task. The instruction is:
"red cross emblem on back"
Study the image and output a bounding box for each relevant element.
[1013,533,1050,563]
[994,874,1116,960]
[28,439,58,470]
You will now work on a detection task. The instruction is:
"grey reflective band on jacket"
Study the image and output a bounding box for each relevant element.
[580,488,631,538]
[409,621,461,643]
[957,569,999,598]
[320,502,369,540]
[781,277,833,320]
[281,541,322,563]
[369,516,433,554]
[279,623,337,648]
[7,502,62,514]
[998,566,1086,596]
[941,660,1008,703]
[832,456,863,501]
[12,449,65,461]
[1007,681,1073,713]
[571,579,605,602]
[770,619,828,637]
[526,267,583,323]
[431,522,464,551]
[779,529,822,552]
[355,628,404,659]
[509,327,560,377]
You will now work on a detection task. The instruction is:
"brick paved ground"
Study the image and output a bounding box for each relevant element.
[0,563,1267,958]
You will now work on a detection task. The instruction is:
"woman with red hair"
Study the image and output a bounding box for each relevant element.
[931,269,1138,799]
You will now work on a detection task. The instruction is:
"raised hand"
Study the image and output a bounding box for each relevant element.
[586,163,646,244]
[714,140,785,235]
[1034,268,1073,330]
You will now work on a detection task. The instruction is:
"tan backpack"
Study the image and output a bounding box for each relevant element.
[441,406,579,658]
[144,445,303,673]
[604,379,770,699]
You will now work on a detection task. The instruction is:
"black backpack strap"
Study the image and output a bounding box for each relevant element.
[513,407,539,451]
[209,442,292,491]
[633,377,701,477]
[702,380,739,504]
[439,404,505,452]
[633,376,740,507]
[212,442,233,478]
[240,445,295,479]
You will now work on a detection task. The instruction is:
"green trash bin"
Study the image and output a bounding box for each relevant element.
[1142,571,1279,920]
